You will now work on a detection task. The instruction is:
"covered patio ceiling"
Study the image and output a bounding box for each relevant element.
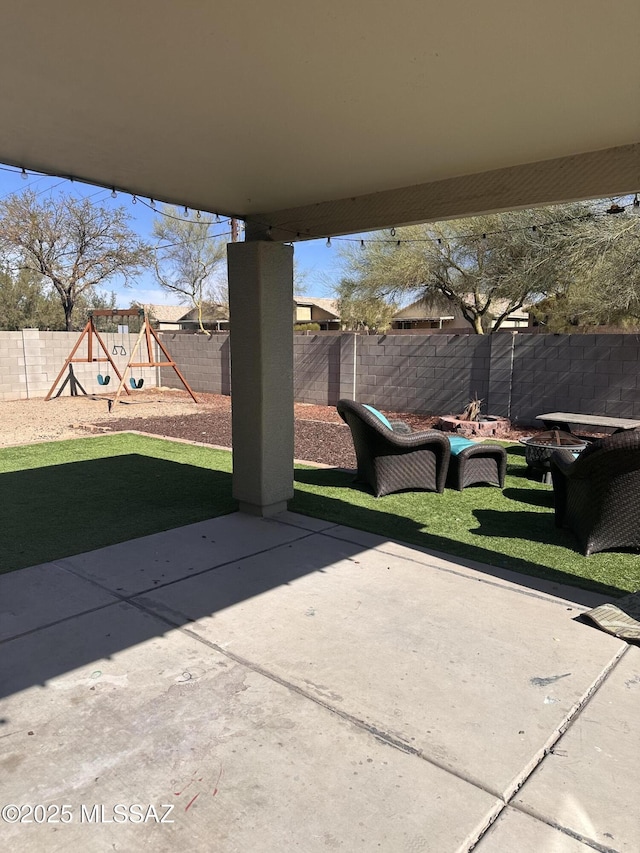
[1,0,638,239]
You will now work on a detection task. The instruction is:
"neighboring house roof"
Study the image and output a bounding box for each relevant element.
[393,296,455,321]
[180,304,229,323]
[135,303,190,324]
[294,297,340,319]
[393,295,529,321]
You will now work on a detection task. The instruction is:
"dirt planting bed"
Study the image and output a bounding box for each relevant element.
[1,389,547,468]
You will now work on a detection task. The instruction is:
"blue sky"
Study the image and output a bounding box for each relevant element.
[0,165,349,307]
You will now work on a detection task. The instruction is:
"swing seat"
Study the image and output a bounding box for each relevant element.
[97,374,111,386]
[129,377,144,389]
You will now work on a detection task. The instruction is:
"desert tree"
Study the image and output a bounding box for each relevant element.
[152,206,228,335]
[336,205,591,333]
[532,205,640,330]
[0,262,117,330]
[336,278,397,333]
[0,190,151,330]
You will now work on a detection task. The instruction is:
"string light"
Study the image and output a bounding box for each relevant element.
[150,198,156,208]
[326,237,331,247]
[1,162,635,248]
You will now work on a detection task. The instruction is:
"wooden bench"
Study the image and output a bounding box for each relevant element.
[536,412,640,434]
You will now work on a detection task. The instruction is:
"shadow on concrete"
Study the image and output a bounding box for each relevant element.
[290,468,627,600]
[1,456,624,703]
[0,525,375,701]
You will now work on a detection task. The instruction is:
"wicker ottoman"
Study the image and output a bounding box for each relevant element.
[445,438,507,490]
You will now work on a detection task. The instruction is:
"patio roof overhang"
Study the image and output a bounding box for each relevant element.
[0,1,638,239]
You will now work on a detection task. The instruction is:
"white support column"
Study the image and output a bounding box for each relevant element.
[227,240,294,516]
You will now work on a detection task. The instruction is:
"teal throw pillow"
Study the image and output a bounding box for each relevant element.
[448,436,475,455]
[363,404,393,430]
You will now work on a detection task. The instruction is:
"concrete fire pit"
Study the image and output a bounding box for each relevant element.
[437,415,511,438]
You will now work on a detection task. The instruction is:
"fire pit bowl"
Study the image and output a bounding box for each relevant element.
[520,430,590,483]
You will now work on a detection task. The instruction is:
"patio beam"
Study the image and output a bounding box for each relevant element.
[227,239,294,517]
[247,143,640,241]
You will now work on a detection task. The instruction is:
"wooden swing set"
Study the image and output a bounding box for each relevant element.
[45,308,199,406]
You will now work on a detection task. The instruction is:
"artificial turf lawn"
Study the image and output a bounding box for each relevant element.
[0,433,236,573]
[0,434,637,595]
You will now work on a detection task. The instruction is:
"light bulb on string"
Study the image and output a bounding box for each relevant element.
[326,237,331,248]
[110,188,117,198]
[150,198,156,209]
[360,239,365,249]
[633,193,639,211]
[132,195,137,205]
[196,210,201,220]
[215,214,220,223]
[184,206,188,217]
[20,168,28,181]
[390,228,396,237]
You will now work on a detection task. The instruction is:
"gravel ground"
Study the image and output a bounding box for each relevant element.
[0,389,541,468]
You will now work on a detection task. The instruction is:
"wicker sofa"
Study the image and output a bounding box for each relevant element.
[549,428,640,556]
[337,399,451,497]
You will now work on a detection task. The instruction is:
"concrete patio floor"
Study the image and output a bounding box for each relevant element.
[0,511,637,852]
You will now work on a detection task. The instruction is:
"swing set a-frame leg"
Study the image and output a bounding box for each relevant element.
[109,317,200,411]
[111,321,147,408]
[148,324,199,403]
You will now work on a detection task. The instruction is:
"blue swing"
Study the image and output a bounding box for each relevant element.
[129,377,144,389]
[97,373,111,386]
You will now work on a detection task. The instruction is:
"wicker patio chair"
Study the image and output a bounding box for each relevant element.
[549,428,640,556]
[337,399,451,497]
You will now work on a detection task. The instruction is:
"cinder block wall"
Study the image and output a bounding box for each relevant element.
[294,335,341,404]
[158,333,341,404]
[2,330,639,427]
[510,334,640,424]
[0,329,158,400]
[355,334,491,414]
[158,332,230,394]
[0,332,27,400]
